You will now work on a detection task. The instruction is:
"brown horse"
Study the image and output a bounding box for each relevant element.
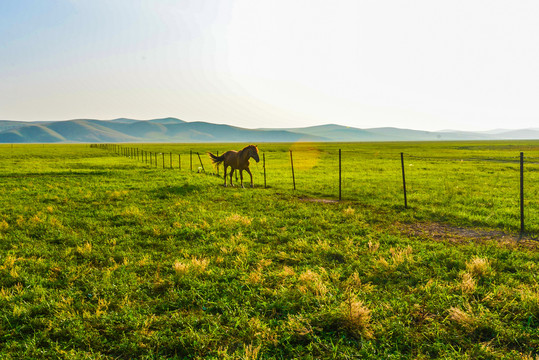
[208,145,260,187]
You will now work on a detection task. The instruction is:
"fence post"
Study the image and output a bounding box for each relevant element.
[339,149,342,201]
[197,152,205,172]
[263,152,267,189]
[520,152,524,236]
[162,153,165,169]
[290,150,296,190]
[401,152,408,209]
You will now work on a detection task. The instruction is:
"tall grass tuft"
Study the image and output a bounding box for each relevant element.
[466,257,492,277]
[298,269,328,297]
[448,305,477,330]
[339,293,373,338]
[460,272,476,294]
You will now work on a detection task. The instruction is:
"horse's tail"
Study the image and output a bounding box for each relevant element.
[207,152,225,166]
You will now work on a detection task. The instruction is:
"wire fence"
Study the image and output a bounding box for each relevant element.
[91,143,539,236]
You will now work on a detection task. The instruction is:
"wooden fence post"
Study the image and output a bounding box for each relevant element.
[263,152,267,189]
[401,152,408,209]
[339,149,342,201]
[290,150,296,190]
[162,153,165,169]
[520,152,524,236]
[197,152,205,172]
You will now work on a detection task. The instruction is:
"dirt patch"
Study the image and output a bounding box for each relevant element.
[298,197,339,204]
[396,221,538,249]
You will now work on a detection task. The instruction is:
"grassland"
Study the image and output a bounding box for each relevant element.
[0,142,538,359]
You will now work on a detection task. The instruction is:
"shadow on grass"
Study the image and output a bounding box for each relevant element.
[0,171,111,178]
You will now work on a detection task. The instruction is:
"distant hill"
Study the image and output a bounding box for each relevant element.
[0,118,537,143]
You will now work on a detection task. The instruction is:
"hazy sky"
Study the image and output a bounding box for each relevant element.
[1,0,538,131]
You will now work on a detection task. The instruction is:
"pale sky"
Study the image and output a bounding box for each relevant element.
[1,0,539,131]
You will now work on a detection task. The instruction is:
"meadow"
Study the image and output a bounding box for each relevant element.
[0,142,538,359]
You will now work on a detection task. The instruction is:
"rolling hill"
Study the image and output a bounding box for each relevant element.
[0,118,537,143]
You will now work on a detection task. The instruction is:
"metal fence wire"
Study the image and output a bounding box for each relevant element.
[93,144,538,235]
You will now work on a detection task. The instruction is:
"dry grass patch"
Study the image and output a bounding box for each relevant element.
[278,266,296,278]
[242,343,262,360]
[173,257,210,276]
[466,256,492,277]
[246,270,262,285]
[75,242,92,257]
[367,240,379,253]
[121,206,144,217]
[339,293,373,338]
[284,314,314,337]
[298,269,328,297]
[460,272,476,294]
[0,219,9,231]
[390,246,413,266]
[222,214,252,226]
[343,207,355,216]
[448,305,478,330]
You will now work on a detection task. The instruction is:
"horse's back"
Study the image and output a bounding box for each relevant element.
[223,150,250,170]
[223,150,239,168]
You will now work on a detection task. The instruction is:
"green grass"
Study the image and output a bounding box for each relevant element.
[95,141,539,233]
[0,142,538,359]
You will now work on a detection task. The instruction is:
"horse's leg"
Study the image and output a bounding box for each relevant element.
[240,170,244,188]
[245,168,253,188]
[230,168,234,187]
[223,165,227,187]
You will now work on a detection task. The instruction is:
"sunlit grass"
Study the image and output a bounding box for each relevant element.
[0,142,538,358]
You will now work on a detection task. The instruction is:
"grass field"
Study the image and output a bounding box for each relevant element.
[0,142,538,359]
[99,141,539,233]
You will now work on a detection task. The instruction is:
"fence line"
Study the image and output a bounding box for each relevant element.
[91,143,537,236]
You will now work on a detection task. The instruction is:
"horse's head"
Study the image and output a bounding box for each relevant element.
[248,145,260,163]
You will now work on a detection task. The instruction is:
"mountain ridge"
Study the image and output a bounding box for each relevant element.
[0,118,537,143]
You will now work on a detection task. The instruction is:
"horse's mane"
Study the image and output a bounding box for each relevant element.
[239,144,256,155]
[241,145,255,151]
